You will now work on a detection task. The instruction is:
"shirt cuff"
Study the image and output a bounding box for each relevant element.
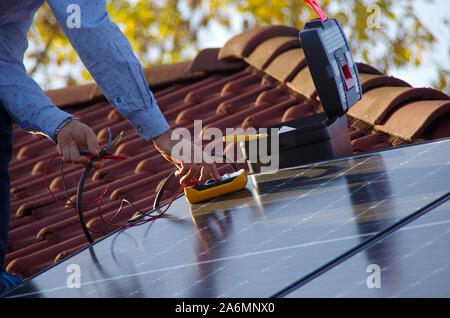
[53,116,77,142]
[33,106,77,143]
[123,100,170,140]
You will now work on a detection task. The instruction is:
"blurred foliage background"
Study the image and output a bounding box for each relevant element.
[26,0,448,93]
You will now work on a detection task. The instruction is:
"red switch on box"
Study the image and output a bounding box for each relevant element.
[338,57,355,91]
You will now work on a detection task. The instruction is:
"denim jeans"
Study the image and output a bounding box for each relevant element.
[0,104,13,271]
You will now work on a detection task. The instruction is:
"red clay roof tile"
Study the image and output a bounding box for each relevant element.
[45,83,103,109]
[359,73,411,92]
[355,62,383,75]
[431,115,450,140]
[5,241,53,266]
[287,66,316,99]
[143,61,206,89]
[281,102,317,123]
[243,99,304,130]
[7,235,90,277]
[375,100,450,141]
[190,48,247,73]
[264,48,307,83]
[245,36,301,70]
[351,131,392,153]
[218,25,299,61]
[347,87,450,125]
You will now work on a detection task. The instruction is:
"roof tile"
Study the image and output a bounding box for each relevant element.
[6,235,90,278]
[218,25,299,61]
[5,241,53,266]
[287,66,316,99]
[432,115,450,140]
[175,72,256,124]
[355,62,383,75]
[45,83,104,109]
[347,87,450,125]
[143,61,205,89]
[281,102,317,122]
[190,48,247,73]
[359,73,411,92]
[375,100,450,141]
[264,48,306,83]
[156,75,224,108]
[351,131,392,152]
[242,99,302,130]
[218,81,273,114]
[245,36,301,70]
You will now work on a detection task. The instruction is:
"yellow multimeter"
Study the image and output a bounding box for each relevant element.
[184,169,248,205]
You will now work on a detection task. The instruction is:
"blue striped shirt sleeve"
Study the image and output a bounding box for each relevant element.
[0,18,76,142]
[47,0,170,140]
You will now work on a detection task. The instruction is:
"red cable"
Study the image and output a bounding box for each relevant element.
[45,153,111,207]
[45,153,73,206]
[304,0,328,21]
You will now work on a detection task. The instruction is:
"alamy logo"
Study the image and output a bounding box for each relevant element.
[66,4,81,29]
[171,120,280,173]
[366,264,381,288]
[367,4,381,29]
[66,263,81,288]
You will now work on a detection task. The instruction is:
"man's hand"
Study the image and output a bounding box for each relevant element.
[56,119,103,169]
[153,129,221,185]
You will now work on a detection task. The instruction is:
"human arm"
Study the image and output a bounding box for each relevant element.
[0,17,100,165]
[47,0,219,182]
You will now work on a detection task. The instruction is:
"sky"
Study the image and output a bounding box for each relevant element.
[389,0,449,89]
[28,0,449,91]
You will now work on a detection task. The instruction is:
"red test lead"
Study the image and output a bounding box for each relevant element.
[304,0,328,21]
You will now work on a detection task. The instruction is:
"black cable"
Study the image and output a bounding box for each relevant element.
[76,149,126,242]
[76,159,96,243]
[213,152,238,172]
[75,151,143,241]
[124,168,180,225]
[153,168,180,210]
[63,157,109,237]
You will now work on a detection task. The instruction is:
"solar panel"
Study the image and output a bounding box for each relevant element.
[3,138,450,298]
[285,197,450,297]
